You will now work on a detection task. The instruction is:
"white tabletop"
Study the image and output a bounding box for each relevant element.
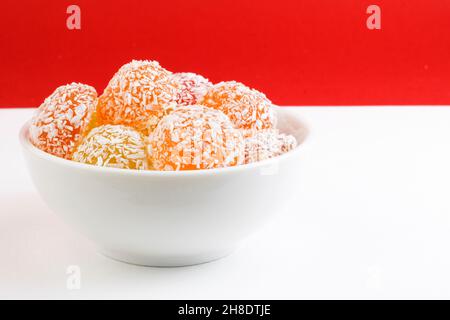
[1,107,450,299]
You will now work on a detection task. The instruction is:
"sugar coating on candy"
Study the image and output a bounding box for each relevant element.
[244,129,297,164]
[97,60,180,134]
[201,81,275,131]
[29,83,97,159]
[168,72,212,106]
[149,105,245,171]
[72,125,147,170]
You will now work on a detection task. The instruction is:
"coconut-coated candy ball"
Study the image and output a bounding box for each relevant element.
[168,72,212,106]
[29,83,97,159]
[201,81,276,131]
[149,105,245,171]
[72,124,147,170]
[97,60,180,134]
[244,129,297,164]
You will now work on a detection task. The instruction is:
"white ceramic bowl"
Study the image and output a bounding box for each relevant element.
[20,107,308,266]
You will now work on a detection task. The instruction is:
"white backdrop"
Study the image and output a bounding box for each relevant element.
[1,107,450,299]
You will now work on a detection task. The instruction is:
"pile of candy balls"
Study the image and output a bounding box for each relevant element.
[29,60,297,171]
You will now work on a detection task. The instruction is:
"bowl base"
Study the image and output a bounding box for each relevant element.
[99,248,235,267]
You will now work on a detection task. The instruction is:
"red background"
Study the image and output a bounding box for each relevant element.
[1,0,449,107]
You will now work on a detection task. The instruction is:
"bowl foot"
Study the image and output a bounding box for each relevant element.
[99,247,235,267]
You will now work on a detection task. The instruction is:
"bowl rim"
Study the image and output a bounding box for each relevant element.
[20,107,309,177]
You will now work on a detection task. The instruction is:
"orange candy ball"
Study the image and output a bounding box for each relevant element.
[168,72,212,106]
[97,60,180,134]
[148,105,245,171]
[201,81,276,132]
[72,125,147,170]
[29,83,97,159]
